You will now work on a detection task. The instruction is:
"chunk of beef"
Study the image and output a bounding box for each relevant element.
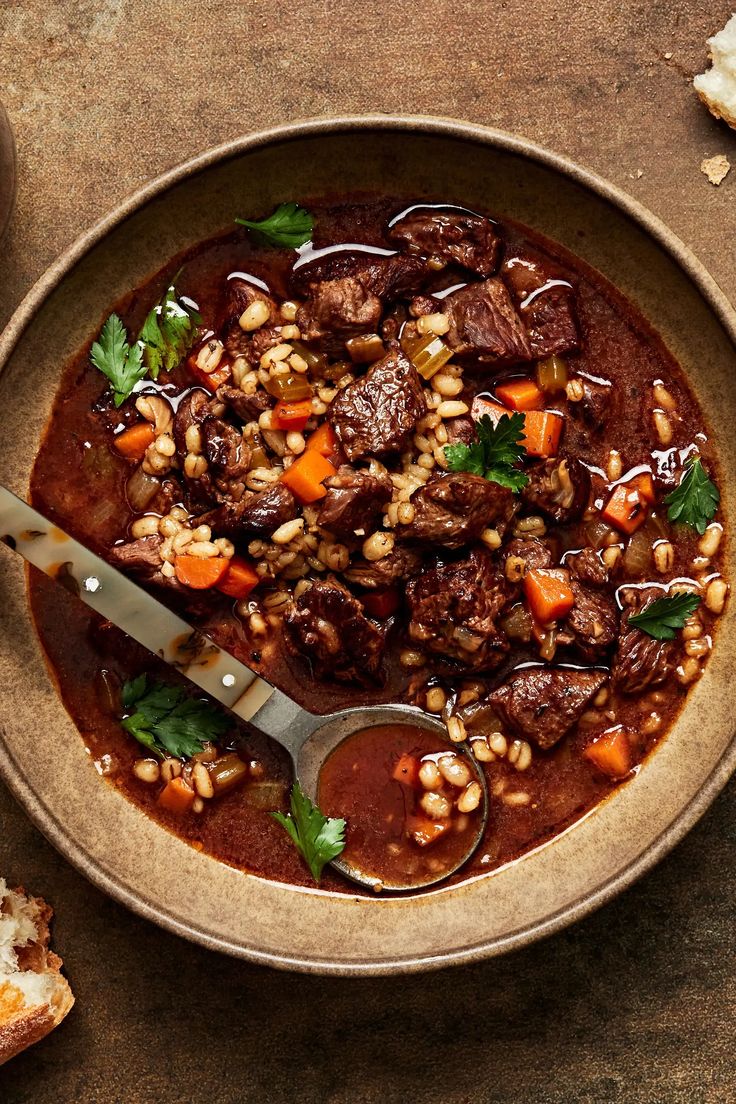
[489,666,607,749]
[444,279,532,365]
[522,457,590,523]
[292,250,429,298]
[328,345,427,460]
[563,582,619,659]
[344,547,422,589]
[296,276,382,354]
[400,472,514,549]
[502,256,579,358]
[283,578,386,685]
[388,209,501,277]
[201,416,248,475]
[220,278,278,358]
[612,587,677,694]
[445,414,476,446]
[317,466,392,539]
[569,378,613,433]
[173,390,250,508]
[504,538,553,575]
[406,548,510,669]
[566,547,608,587]
[216,384,272,424]
[109,535,164,575]
[91,392,141,431]
[196,483,297,538]
[173,390,219,509]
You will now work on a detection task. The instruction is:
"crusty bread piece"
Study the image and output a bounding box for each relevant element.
[0,879,74,1065]
[694,13,736,130]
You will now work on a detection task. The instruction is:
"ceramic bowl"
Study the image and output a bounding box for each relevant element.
[0,116,734,975]
[0,102,16,243]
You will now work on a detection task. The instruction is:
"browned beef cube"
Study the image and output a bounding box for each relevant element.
[503,538,553,576]
[283,578,386,685]
[502,255,579,358]
[569,378,614,433]
[196,483,297,538]
[564,581,619,659]
[489,666,607,749]
[291,250,429,299]
[344,547,422,589]
[406,548,510,669]
[399,472,513,549]
[216,384,272,425]
[109,535,164,575]
[566,547,608,587]
[388,208,501,276]
[317,466,392,539]
[328,346,427,460]
[521,457,590,523]
[612,587,677,694]
[444,278,532,365]
[220,277,278,357]
[296,276,382,352]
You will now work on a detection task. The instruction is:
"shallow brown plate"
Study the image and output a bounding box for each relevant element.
[0,116,734,975]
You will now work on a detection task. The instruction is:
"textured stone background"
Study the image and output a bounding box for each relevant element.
[1,2,736,1101]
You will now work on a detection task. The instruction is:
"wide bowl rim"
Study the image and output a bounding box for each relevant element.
[1,113,735,976]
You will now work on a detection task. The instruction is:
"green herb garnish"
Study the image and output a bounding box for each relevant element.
[90,313,147,407]
[444,412,530,491]
[628,592,701,640]
[120,675,230,759]
[664,457,719,535]
[138,278,201,380]
[272,782,346,883]
[235,202,313,249]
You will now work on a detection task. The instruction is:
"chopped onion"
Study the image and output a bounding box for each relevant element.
[264,372,311,401]
[126,465,161,511]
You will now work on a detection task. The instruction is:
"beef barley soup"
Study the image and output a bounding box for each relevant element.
[28,196,728,892]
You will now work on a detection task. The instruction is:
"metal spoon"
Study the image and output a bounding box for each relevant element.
[0,485,488,891]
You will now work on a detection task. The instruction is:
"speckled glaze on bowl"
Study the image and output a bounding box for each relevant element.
[0,116,734,975]
[0,102,17,244]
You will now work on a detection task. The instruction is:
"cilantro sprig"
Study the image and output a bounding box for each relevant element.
[90,278,200,405]
[628,592,701,640]
[90,314,147,408]
[272,782,346,884]
[444,413,530,492]
[235,202,313,249]
[120,675,230,760]
[664,457,719,535]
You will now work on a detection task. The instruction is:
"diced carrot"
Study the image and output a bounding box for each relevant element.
[630,471,655,504]
[523,568,575,624]
[601,482,649,535]
[114,421,155,460]
[582,727,633,779]
[496,377,546,411]
[406,815,451,848]
[158,776,196,814]
[522,409,564,457]
[362,587,400,619]
[273,398,313,432]
[281,449,337,503]
[217,555,259,599]
[306,422,338,457]
[471,395,509,423]
[392,754,421,788]
[188,352,232,393]
[174,554,230,590]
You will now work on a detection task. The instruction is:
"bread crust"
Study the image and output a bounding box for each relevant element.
[696,86,736,131]
[0,888,74,1066]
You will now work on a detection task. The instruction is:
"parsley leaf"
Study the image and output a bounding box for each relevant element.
[89,313,147,407]
[120,675,230,759]
[664,457,719,535]
[444,413,529,491]
[138,279,201,380]
[628,592,701,640]
[235,203,313,249]
[272,782,346,883]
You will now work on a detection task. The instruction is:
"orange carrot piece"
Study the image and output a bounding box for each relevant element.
[471,395,509,423]
[114,421,155,460]
[523,568,575,623]
[522,409,564,457]
[496,377,546,411]
[188,352,232,393]
[174,554,229,590]
[158,776,196,814]
[217,556,259,599]
[273,398,312,432]
[582,727,632,779]
[306,422,338,457]
[630,471,656,504]
[406,816,451,848]
[601,483,649,535]
[281,450,337,503]
[392,754,421,788]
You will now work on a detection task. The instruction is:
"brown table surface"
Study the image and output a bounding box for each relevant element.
[2,3,736,1100]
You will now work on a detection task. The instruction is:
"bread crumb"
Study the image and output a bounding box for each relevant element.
[700,154,731,185]
[664,52,673,60]
[694,14,736,130]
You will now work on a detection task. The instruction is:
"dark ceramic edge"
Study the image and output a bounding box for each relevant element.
[1,114,735,976]
[0,102,17,246]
